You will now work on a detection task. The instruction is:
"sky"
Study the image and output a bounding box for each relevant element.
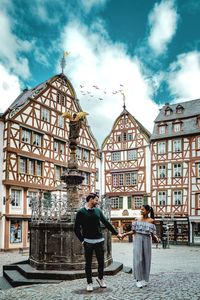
[0,0,200,145]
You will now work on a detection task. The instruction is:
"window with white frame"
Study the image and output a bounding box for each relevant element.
[197,137,200,149]
[112,151,121,162]
[19,157,26,173]
[165,109,172,116]
[82,172,90,185]
[173,190,182,205]
[197,163,200,177]
[158,141,166,154]
[113,174,118,187]
[158,191,167,205]
[55,166,61,180]
[28,159,34,175]
[36,161,42,176]
[110,197,123,209]
[173,164,182,177]
[22,129,31,143]
[131,172,137,185]
[28,191,38,207]
[32,132,42,147]
[134,196,143,209]
[76,147,82,159]
[127,149,137,160]
[83,149,90,161]
[54,140,65,154]
[173,139,182,152]
[173,123,181,132]
[41,107,50,122]
[158,126,166,134]
[128,133,133,140]
[58,115,64,128]
[11,189,21,207]
[158,165,166,178]
[119,174,124,186]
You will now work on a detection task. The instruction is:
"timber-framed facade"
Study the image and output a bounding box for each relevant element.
[0,74,100,251]
[151,99,200,245]
[101,107,151,233]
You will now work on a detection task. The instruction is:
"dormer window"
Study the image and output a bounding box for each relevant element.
[165,106,173,116]
[173,120,182,133]
[176,104,184,114]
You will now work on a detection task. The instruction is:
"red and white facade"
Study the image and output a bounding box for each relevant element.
[101,107,151,233]
[0,74,100,250]
[151,100,200,245]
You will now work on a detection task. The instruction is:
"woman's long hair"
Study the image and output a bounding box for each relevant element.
[143,204,154,219]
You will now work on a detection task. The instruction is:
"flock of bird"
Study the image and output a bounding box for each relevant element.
[79,84,125,101]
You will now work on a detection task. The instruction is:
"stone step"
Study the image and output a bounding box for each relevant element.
[3,270,62,287]
[4,261,123,281]
[0,276,12,290]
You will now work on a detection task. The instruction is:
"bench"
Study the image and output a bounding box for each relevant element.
[19,247,29,255]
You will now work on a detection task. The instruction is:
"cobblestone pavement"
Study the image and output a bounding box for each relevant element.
[0,243,200,300]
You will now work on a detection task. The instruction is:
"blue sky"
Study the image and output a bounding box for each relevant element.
[0,0,200,144]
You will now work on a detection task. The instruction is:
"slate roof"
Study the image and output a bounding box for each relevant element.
[151,99,200,140]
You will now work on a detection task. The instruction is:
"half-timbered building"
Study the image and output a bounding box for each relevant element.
[101,106,151,233]
[151,99,200,245]
[0,73,100,250]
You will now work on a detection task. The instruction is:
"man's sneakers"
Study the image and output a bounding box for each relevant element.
[96,278,107,288]
[86,283,93,292]
[136,281,143,288]
[141,280,148,287]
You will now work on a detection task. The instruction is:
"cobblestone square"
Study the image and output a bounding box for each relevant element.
[0,243,200,300]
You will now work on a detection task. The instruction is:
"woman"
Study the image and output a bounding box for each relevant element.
[121,205,159,288]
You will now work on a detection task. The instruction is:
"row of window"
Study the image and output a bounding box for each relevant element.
[111,193,200,209]
[112,149,138,162]
[41,108,65,127]
[115,132,134,142]
[157,138,200,154]
[21,129,91,160]
[19,159,92,185]
[110,196,144,209]
[112,172,138,187]
[157,163,200,178]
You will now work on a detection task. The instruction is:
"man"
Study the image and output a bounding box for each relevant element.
[74,193,121,292]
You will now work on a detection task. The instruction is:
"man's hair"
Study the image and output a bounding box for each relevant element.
[86,193,99,202]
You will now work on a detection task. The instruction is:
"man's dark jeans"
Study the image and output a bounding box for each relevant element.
[84,241,104,284]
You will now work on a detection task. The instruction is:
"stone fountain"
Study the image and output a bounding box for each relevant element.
[3,112,122,286]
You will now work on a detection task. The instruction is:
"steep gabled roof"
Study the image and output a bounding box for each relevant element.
[101,107,150,149]
[155,99,200,122]
[3,73,77,116]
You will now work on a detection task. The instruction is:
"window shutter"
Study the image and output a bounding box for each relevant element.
[119,197,123,209]
[143,196,147,205]
[127,196,132,209]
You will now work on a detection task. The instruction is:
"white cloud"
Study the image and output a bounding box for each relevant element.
[167,51,200,100]
[0,10,32,79]
[0,65,21,113]
[60,21,158,145]
[80,0,108,13]
[148,0,179,56]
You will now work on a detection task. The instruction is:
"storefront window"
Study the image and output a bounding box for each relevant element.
[10,220,22,243]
